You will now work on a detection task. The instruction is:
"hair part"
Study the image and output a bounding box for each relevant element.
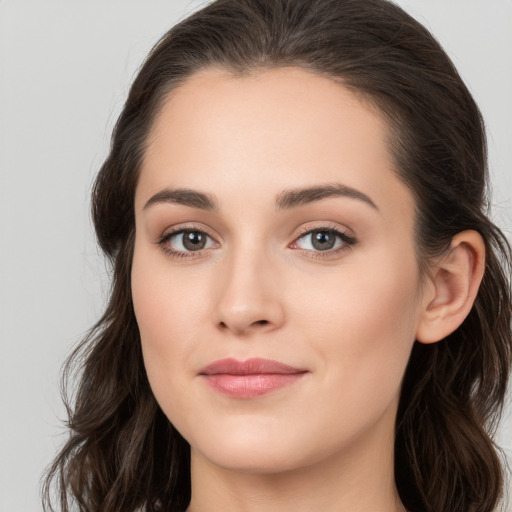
[43,1,512,511]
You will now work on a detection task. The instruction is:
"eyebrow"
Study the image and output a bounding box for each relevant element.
[143,188,219,211]
[143,183,377,212]
[274,183,378,211]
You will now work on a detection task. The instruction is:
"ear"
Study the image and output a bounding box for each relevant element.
[416,230,485,344]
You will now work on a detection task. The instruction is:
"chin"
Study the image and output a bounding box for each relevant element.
[196,441,309,475]
[185,415,341,475]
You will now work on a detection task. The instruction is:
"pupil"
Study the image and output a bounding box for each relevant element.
[183,231,206,251]
[312,231,335,250]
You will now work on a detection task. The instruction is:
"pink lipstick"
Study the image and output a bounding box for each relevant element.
[199,358,307,398]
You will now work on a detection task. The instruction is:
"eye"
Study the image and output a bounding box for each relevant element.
[159,228,217,257]
[292,227,356,254]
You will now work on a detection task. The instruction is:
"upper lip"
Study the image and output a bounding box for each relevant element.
[199,357,307,375]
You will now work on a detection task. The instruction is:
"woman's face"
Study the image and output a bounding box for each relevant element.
[132,67,427,474]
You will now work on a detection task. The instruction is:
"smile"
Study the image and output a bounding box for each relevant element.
[199,358,308,398]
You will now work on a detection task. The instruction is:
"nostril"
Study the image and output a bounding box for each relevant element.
[217,319,270,334]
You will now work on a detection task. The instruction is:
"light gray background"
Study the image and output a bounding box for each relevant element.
[1,1,511,510]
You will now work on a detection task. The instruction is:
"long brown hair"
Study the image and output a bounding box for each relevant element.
[43,1,512,511]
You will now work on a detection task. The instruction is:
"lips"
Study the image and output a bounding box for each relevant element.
[199,358,308,398]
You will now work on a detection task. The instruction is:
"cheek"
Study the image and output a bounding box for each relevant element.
[294,248,421,397]
[131,244,204,392]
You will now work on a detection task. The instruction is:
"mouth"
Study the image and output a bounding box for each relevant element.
[198,358,308,398]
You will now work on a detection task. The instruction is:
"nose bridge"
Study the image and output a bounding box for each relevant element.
[214,236,284,334]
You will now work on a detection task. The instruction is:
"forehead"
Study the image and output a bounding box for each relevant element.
[137,66,413,222]
[145,66,388,166]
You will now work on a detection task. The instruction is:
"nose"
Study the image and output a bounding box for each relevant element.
[213,246,285,336]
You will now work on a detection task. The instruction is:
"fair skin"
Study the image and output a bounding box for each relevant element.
[131,67,485,512]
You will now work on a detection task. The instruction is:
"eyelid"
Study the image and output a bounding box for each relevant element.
[289,224,357,257]
[294,222,356,241]
[157,224,219,258]
[159,223,216,240]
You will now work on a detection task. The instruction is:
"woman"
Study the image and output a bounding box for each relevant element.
[43,0,512,511]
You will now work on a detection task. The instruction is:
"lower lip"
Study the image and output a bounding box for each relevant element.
[201,373,306,398]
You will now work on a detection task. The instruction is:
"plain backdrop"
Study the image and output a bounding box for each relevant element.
[1,1,511,510]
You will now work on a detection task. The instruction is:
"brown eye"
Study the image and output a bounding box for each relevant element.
[293,228,356,253]
[310,231,336,251]
[162,229,216,255]
[182,231,207,251]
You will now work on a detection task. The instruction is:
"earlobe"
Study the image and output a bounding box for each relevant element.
[416,230,486,344]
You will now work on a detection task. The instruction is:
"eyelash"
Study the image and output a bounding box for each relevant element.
[157,224,357,260]
[293,225,357,259]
